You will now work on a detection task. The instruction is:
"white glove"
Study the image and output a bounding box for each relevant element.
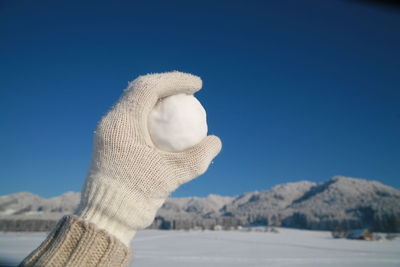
[75,71,222,245]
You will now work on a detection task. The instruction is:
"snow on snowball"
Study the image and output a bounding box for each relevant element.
[148,93,208,152]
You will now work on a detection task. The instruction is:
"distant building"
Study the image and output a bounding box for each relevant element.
[346,229,373,241]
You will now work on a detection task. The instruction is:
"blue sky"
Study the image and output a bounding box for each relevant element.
[1,0,399,198]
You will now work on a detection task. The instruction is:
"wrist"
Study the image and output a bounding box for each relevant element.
[76,175,163,246]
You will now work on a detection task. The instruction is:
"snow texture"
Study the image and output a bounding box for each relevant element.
[0,192,79,220]
[0,229,399,267]
[148,94,207,152]
[1,176,400,232]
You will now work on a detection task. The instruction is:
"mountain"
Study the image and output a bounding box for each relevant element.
[159,194,234,219]
[0,191,80,231]
[0,191,80,219]
[220,181,316,225]
[1,176,399,232]
[283,176,400,231]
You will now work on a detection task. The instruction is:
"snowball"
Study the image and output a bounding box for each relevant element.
[148,94,208,152]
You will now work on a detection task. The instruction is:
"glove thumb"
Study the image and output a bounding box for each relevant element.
[165,135,222,184]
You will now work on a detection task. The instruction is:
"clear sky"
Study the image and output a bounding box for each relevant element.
[1,0,399,198]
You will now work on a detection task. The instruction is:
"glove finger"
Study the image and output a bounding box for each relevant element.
[115,71,203,146]
[145,71,202,99]
[121,71,202,109]
[164,135,222,184]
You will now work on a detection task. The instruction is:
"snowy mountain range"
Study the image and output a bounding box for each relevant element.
[1,176,399,232]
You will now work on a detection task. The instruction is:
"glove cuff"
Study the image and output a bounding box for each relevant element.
[75,176,163,245]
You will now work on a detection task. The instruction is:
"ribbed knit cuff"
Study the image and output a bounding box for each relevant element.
[19,215,132,267]
[76,177,164,246]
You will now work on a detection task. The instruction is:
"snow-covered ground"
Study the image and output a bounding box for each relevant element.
[1,228,399,267]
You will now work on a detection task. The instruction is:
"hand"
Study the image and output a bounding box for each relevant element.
[76,71,222,245]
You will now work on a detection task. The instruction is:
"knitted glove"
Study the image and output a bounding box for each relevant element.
[75,71,222,246]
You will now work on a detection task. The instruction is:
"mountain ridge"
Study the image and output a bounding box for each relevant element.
[1,176,399,232]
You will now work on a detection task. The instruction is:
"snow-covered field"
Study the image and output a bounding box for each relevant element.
[0,228,399,267]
